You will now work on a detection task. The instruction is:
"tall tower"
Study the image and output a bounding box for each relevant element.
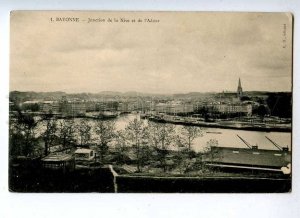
[237,78,243,99]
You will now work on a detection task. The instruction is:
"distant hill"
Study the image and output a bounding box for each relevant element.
[9,91,66,103]
[9,90,292,103]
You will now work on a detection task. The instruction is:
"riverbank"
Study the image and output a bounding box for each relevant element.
[147,115,291,132]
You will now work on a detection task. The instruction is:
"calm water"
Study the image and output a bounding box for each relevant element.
[114,114,292,152]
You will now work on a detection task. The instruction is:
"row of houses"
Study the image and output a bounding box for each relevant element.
[19,98,255,117]
[193,100,254,116]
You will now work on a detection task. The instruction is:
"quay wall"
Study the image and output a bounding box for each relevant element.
[148,117,291,133]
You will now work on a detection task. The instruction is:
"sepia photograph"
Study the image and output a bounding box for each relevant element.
[9,11,293,193]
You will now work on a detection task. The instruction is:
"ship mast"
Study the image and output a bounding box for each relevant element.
[265,136,287,151]
[237,135,254,149]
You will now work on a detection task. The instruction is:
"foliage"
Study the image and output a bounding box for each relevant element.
[266,93,292,118]
[22,103,40,112]
[125,118,148,172]
[94,120,116,163]
[253,104,269,121]
[114,130,129,164]
[75,120,92,146]
[57,119,76,148]
[179,126,203,151]
[9,112,40,157]
[204,139,221,166]
[148,122,176,172]
[40,114,58,155]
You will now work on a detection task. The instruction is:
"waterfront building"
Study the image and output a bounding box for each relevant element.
[214,102,252,116]
[118,101,135,113]
[40,101,60,114]
[155,101,194,115]
[85,101,97,112]
[60,100,86,117]
[96,100,119,112]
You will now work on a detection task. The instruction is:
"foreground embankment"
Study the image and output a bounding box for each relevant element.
[9,163,291,193]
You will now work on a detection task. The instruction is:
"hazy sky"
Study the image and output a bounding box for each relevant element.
[10,12,293,93]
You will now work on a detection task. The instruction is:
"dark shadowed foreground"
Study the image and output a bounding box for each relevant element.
[9,160,291,193]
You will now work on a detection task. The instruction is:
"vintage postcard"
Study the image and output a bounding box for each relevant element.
[9,11,292,193]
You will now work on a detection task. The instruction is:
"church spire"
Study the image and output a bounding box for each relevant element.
[237,78,243,99]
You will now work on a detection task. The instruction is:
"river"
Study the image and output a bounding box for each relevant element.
[112,114,291,152]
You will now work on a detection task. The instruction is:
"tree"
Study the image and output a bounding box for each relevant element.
[9,119,25,157]
[240,96,251,101]
[94,120,116,163]
[40,114,57,156]
[114,130,129,164]
[57,120,76,148]
[76,120,92,147]
[148,122,175,172]
[204,139,220,165]
[266,93,292,118]
[197,106,209,119]
[22,103,40,112]
[179,126,203,151]
[125,118,148,172]
[9,111,40,157]
[147,122,161,149]
[255,104,269,121]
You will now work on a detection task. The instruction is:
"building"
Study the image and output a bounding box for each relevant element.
[21,100,41,112]
[85,101,97,112]
[155,101,194,115]
[60,100,86,117]
[214,102,252,116]
[41,152,75,173]
[96,100,119,112]
[40,101,60,114]
[74,148,96,168]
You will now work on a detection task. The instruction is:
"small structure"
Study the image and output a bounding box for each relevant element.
[75,148,96,168]
[41,153,75,173]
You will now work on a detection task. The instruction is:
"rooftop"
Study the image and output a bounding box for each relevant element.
[41,153,73,162]
[75,148,94,154]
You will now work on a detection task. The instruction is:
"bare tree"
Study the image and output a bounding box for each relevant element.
[179,126,203,151]
[75,120,92,147]
[125,118,148,172]
[40,114,57,156]
[94,120,116,163]
[114,130,129,164]
[57,120,76,148]
[148,122,175,172]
